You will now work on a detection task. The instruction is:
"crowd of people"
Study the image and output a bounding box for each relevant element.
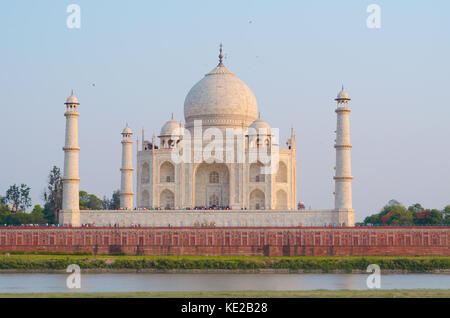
[0,223,61,227]
[132,206,233,211]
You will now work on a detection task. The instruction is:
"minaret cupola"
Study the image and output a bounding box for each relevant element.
[65,90,80,112]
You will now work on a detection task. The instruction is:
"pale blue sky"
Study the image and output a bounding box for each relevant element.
[1,1,449,221]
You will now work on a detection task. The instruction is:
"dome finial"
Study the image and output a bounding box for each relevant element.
[171,113,174,120]
[218,43,224,66]
[335,84,350,103]
[65,90,79,104]
[122,123,132,135]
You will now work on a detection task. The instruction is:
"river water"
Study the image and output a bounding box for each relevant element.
[0,273,449,293]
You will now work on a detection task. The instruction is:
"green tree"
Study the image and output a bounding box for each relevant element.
[414,209,443,225]
[408,203,423,215]
[5,184,31,212]
[19,184,31,212]
[79,191,103,210]
[0,196,9,213]
[0,197,8,224]
[364,200,413,225]
[31,204,46,224]
[102,196,110,209]
[79,191,90,210]
[443,205,450,225]
[363,213,381,225]
[42,166,63,223]
[387,199,402,207]
[5,184,20,212]
[6,212,33,225]
[102,190,120,209]
[384,206,414,225]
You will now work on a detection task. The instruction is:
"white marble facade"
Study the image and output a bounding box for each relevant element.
[59,48,355,227]
[60,209,354,227]
[136,54,297,211]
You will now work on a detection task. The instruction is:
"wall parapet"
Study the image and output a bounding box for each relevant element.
[0,226,448,256]
[59,209,353,227]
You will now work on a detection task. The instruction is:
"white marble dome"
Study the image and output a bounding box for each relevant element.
[248,117,271,135]
[160,119,183,137]
[336,86,350,100]
[122,124,132,135]
[184,63,258,129]
[65,93,79,104]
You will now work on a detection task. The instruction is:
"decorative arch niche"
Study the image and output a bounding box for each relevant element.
[194,163,229,208]
[249,189,265,210]
[275,190,288,209]
[250,162,265,182]
[276,162,287,183]
[160,189,175,209]
[160,161,175,183]
[141,162,150,184]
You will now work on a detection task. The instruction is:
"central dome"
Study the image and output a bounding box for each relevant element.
[184,62,258,130]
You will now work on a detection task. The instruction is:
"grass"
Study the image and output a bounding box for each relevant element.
[1,254,450,272]
[0,254,449,272]
[2,254,450,262]
[0,289,449,298]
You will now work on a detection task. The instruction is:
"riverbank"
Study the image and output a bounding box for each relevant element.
[1,268,450,274]
[0,254,449,272]
[0,289,449,298]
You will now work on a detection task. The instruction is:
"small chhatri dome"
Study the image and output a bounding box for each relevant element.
[248,113,271,135]
[184,45,258,130]
[122,124,132,135]
[65,90,79,104]
[160,115,184,137]
[335,85,350,102]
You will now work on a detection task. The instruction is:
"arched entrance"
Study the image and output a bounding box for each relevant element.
[160,161,175,183]
[195,163,229,208]
[250,162,265,182]
[160,189,174,209]
[249,189,265,210]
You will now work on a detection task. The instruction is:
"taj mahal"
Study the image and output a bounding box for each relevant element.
[59,47,355,227]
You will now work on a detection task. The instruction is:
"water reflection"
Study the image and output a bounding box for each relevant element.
[335,274,363,290]
[0,273,448,293]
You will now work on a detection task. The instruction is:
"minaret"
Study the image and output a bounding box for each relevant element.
[334,86,354,225]
[120,124,134,210]
[62,91,80,226]
[290,127,297,210]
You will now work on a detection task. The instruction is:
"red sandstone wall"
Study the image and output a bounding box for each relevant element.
[0,227,448,256]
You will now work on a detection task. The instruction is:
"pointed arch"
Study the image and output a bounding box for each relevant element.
[250,162,265,182]
[160,189,174,209]
[141,162,150,184]
[194,163,229,208]
[276,161,287,183]
[160,161,175,183]
[249,189,265,210]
